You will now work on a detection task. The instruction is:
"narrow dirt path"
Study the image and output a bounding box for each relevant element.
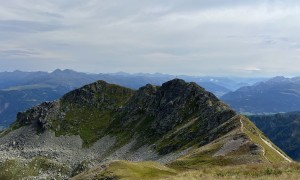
[259,137,292,163]
[239,118,292,163]
[240,118,244,132]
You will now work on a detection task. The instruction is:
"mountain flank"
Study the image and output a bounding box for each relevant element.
[0,79,291,179]
[222,76,300,113]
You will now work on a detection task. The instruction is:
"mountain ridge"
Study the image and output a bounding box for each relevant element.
[0,69,247,128]
[0,79,291,179]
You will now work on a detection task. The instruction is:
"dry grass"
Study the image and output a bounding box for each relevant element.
[72,160,177,180]
[73,160,300,180]
[161,163,300,180]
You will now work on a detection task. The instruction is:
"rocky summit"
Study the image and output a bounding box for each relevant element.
[0,79,292,179]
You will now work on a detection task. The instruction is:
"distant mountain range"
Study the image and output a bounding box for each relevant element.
[249,111,300,161]
[0,69,263,129]
[221,76,300,114]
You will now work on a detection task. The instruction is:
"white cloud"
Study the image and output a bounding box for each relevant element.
[242,67,262,72]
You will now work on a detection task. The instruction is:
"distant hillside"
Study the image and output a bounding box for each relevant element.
[249,111,300,161]
[0,79,290,179]
[0,88,62,127]
[221,76,300,113]
[0,71,48,89]
[0,69,263,128]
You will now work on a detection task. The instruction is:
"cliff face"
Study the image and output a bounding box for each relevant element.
[0,79,291,179]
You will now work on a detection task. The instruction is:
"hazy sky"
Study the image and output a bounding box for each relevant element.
[1,0,300,76]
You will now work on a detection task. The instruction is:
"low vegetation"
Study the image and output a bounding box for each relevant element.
[0,157,70,179]
[52,105,113,147]
[72,161,177,180]
[162,163,300,180]
[49,81,134,147]
[73,160,300,180]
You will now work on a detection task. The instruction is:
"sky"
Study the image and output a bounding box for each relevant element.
[1,0,300,77]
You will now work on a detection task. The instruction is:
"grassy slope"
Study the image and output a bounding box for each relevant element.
[72,160,300,180]
[156,115,291,169]
[49,82,135,147]
[241,116,292,163]
[162,163,300,180]
[72,115,296,180]
[72,161,177,180]
[51,105,113,147]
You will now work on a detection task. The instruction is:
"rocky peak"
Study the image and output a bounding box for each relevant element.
[61,80,134,108]
[16,101,61,129]
[118,79,236,145]
[138,84,158,95]
[159,79,215,102]
[161,78,186,87]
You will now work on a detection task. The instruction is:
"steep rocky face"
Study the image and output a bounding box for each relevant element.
[122,79,234,133]
[114,79,237,154]
[0,79,291,179]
